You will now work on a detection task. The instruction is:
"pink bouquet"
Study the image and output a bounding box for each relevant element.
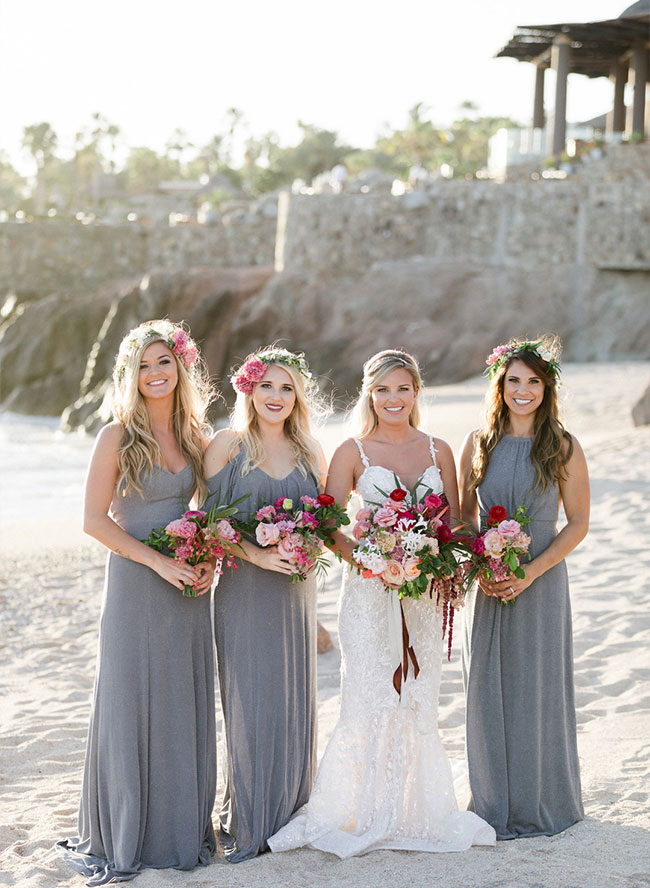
[246,493,350,583]
[468,504,531,604]
[351,480,470,662]
[143,499,242,597]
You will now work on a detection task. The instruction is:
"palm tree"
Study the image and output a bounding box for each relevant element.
[22,122,57,213]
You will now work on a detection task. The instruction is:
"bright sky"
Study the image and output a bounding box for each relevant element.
[0,0,626,175]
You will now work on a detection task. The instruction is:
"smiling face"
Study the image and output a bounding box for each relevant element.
[370,367,417,426]
[251,364,296,425]
[137,341,178,400]
[502,358,545,419]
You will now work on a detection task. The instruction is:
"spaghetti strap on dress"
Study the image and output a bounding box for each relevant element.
[268,450,495,857]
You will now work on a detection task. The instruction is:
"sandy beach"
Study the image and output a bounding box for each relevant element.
[1,362,649,888]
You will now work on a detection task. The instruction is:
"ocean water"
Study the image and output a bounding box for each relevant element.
[0,413,94,552]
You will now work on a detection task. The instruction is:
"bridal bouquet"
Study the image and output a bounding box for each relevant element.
[467,504,531,604]
[245,493,350,583]
[143,499,242,597]
[351,482,470,659]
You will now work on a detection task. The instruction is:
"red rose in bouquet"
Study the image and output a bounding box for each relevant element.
[488,505,508,526]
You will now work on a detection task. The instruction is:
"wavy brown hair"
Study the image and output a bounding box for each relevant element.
[111,320,215,503]
[471,339,573,492]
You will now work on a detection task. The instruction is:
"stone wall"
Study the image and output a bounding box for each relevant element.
[277,180,650,279]
[0,212,276,296]
[1,174,649,422]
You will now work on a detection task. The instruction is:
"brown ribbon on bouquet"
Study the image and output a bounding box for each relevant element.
[392,599,420,696]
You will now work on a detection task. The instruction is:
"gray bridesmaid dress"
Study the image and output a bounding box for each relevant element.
[58,465,217,885]
[462,436,583,839]
[207,450,318,862]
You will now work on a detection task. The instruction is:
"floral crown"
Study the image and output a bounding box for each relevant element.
[114,323,199,382]
[485,339,561,381]
[231,348,314,395]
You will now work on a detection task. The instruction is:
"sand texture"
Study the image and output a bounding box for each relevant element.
[1,363,649,887]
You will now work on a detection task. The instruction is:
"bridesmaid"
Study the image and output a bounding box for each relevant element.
[459,336,589,839]
[58,320,217,884]
[204,346,327,862]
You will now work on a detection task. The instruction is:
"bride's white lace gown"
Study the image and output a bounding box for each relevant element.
[268,438,496,858]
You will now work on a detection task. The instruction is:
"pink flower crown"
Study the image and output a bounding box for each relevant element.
[115,324,199,381]
[231,349,314,395]
[485,339,561,381]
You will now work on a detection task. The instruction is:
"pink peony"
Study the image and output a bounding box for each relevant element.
[181,346,198,368]
[497,519,521,537]
[216,519,238,543]
[512,531,531,549]
[374,506,398,527]
[255,522,281,546]
[255,504,276,521]
[300,495,319,508]
[231,357,268,394]
[355,507,373,523]
[382,560,406,587]
[402,558,421,580]
[277,535,297,560]
[165,518,196,538]
[244,357,267,381]
[424,493,442,511]
[231,373,254,395]
[483,529,506,556]
[171,329,189,351]
[486,344,513,366]
[296,510,318,529]
[352,520,371,541]
[275,519,297,534]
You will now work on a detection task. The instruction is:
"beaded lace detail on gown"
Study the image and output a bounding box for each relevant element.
[268,438,495,857]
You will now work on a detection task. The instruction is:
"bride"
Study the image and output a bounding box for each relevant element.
[269,349,495,857]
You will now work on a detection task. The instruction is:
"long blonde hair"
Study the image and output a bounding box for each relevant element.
[111,320,215,502]
[471,336,572,492]
[228,347,328,480]
[350,349,422,437]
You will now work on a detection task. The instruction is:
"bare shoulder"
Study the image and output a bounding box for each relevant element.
[204,427,238,475]
[462,428,480,447]
[562,432,586,464]
[431,436,453,459]
[207,427,238,448]
[331,437,361,464]
[95,422,123,452]
[325,438,360,499]
[328,437,362,481]
[459,428,480,457]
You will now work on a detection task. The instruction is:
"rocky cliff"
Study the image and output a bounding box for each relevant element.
[1,158,649,430]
